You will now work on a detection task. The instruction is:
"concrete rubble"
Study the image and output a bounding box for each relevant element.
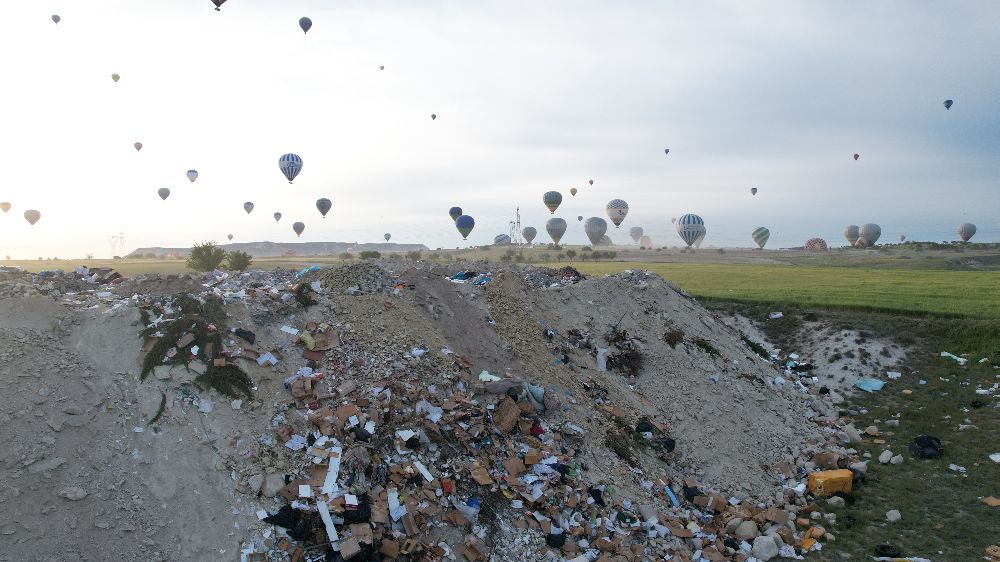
[0,259,899,561]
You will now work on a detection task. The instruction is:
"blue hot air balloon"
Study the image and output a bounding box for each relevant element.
[676,214,705,247]
[455,215,475,239]
[449,207,463,221]
[299,17,312,34]
[279,153,303,183]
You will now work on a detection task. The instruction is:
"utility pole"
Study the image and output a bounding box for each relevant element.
[508,207,523,245]
[108,229,126,258]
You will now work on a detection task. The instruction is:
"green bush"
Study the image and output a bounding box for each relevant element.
[339,252,355,259]
[225,250,253,271]
[359,251,380,260]
[187,242,226,272]
[566,250,577,259]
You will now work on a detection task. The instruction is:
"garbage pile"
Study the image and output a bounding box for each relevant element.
[521,266,586,289]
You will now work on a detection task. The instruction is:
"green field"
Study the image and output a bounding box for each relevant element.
[571,262,1000,319]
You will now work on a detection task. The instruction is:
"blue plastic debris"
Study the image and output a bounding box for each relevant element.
[295,265,321,277]
[854,378,886,392]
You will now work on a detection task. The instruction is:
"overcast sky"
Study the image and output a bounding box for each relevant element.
[0,1,997,258]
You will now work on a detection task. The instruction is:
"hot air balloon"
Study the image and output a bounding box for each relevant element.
[522,226,537,244]
[384,233,391,242]
[431,114,437,120]
[844,225,860,246]
[943,99,953,110]
[671,217,677,224]
[243,202,254,214]
[542,191,562,214]
[227,234,234,241]
[186,170,198,182]
[664,148,670,155]
[899,234,906,242]
[588,179,594,186]
[857,223,881,247]
[274,212,282,223]
[751,187,757,196]
[379,65,384,71]
[597,235,613,247]
[958,223,977,242]
[455,215,475,239]
[279,153,303,183]
[570,187,578,197]
[448,207,462,221]
[51,15,60,24]
[299,17,312,33]
[111,73,120,83]
[606,199,628,228]
[546,218,567,244]
[316,198,332,218]
[134,142,142,151]
[804,238,828,252]
[212,0,226,10]
[853,153,860,161]
[494,234,511,245]
[676,214,705,248]
[752,227,770,249]
[157,188,170,200]
[577,216,583,222]
[293,222,305,237]
[629,226,644,243]
[584,217,607,246]
[0,202,10,213]
[638,235,652,249]
[23,210,41,225]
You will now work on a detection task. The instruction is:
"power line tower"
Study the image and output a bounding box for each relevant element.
[508,207,523,245]
[108,229,127,258]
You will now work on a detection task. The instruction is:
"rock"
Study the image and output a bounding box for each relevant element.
[850,461,868,473]
[231,399,243,411]
[724,517,744,534]
[58,487,88,501]
[248,473,265,494]
[886,509,901,522]
[886,419,900,427]
[28,456,66,474]
[735,520,759,540]
[263,473,285,497]
[197,399,213,413]
[843,424,863,444]
[153,366,172,381]
[878,450,893,464]
[890,455,903,465]
[751,535,780,561]
[827,496,845,508]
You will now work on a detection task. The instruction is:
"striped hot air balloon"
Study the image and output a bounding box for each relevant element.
[676,214,705,248]
[804,238,828,252]
[958,223,976,242]
[606,199,629,228]
[279,153,303,183]
[522,227,537,244]
[857,223,881,247]
[23,210,41,225]
[844,225,860,246]
[545,218,567,244]
[752,227,770,249]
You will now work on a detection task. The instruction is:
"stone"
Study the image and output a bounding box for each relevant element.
[724,517,744,534]
[58,487,88,501]
[827,496,845,508]
[890,455,903,465]
[153,366,172,381]
[849,461,868,473]
[886,419,900,427]
[263,473,285,497]
[248,473,265,494]
[886,509,901,522]
[878,450,893,464]
[735,520,759,541]
[751,535,780,561]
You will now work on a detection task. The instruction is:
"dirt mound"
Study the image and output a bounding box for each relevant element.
[0,262,859,561]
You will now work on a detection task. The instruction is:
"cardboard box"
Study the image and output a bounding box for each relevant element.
[807,469,853,496]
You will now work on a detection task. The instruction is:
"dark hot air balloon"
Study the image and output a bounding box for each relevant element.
[844,225,860,246]
[448,207,462,221]
[629,226,643,243]
[157,188,170,200]
[299,17,312,34]
[522,226,537,244]
[292,222,305,237]
[853,153,860,161]
[943,99,953,110]
[212,0,227,10]
[134,142,142,151]
[542,191,562,214]
[752,227,770,249]
[51,15,60,24]
[804,238,828,252]
[584,217,607,246]
[546,218,567,245]
[243,202,254,214]
[751,187,757,196]
[384,233,391,242]
[316,198,332,218]
[273,212,282,223]
[958,223,976,242]
[227,234,233,241]
[455,215,475,239]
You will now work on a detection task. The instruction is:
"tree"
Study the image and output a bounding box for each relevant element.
[556,252,565,261]
[226,250,253,271]
[339,252,355,259]
[566,250,577,260]
[187,242,226,272]
[359,251,380,259]
[581,246,592,252]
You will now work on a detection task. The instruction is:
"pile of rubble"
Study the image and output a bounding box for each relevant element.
[0,259,889,561]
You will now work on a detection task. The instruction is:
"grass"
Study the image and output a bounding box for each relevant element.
[571,262,1000,319]
[814,337,1000,561]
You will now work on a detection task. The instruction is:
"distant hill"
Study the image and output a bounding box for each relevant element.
[127,241,428,258]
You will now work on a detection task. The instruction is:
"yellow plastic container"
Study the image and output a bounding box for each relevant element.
[807,469,853,496]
